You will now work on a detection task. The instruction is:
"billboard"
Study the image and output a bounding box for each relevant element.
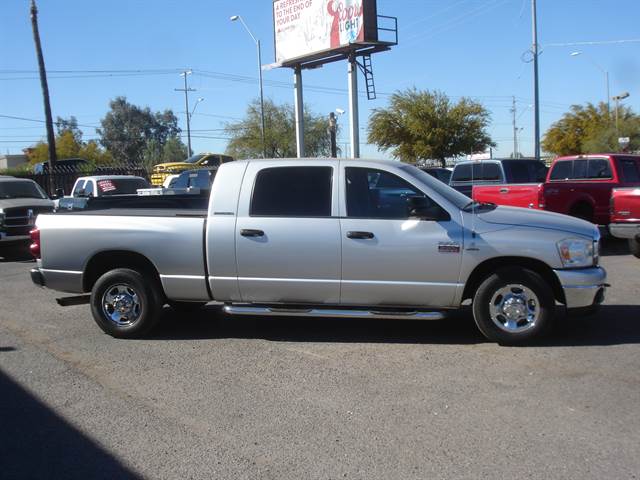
[273,0,379,65]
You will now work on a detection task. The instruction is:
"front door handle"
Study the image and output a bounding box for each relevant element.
[240,229,265,237]
[347,231,375,240]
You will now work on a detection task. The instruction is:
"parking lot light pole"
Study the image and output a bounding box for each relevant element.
[231,15,266,158]
[570,52,610,114]
[175,70,195,156]
[613,92,630,143]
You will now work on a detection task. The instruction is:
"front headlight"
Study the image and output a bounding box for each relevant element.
[557,238,595,268]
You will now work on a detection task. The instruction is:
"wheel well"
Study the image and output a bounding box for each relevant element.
[462,257,565,304]
[569,200,594,217]
[83,250,163,294]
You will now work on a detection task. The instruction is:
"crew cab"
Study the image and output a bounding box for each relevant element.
[473,154,640,225]
[57,176,151,210]
[1,177,54,247]
[30,159,606,345]
[450,159,548,197]
[609,187,640,258]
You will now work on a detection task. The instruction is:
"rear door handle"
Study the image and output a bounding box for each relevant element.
[347,231,375,240]
[240,229,265,237]
[500,188,509,194]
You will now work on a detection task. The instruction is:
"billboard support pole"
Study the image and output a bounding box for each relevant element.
[294,65,305,158]
[348,55,360,158]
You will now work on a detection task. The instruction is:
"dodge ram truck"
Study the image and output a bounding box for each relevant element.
[30,159,607,345]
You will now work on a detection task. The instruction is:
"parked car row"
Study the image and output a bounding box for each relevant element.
[455,154,640,226]
[609,187,640,258]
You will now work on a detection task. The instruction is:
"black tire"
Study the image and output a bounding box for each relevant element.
[90,268,163,338]
[472,267,555,345]
[629,237,640,259]
[168,301,207,312]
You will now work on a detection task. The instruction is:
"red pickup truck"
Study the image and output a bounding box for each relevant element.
[473,154,640,225]
[610,187,640,258]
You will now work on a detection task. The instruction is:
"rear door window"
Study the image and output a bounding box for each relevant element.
[452,164,472,182]
[481,163,502,181]
[505,162,530,183]
[550,161,573,181]
[251,167,333,217]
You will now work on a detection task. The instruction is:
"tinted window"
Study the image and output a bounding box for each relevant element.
[506,162,530,183]
[573,159,588,179]
[96,178,150,195]
[173,172,190,188]
[0,180,48,199]
[73,180,86,196]
[346,167,444,220]
[481,163,501,181]
[620,159,640,182]
[84,181,95,197]
[531,162,548,182]
[587,159,612,179]
[550,161,572,181]
[251,167,332,217]
[452,164,472,182]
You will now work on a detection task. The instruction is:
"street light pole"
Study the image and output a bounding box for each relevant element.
[231,15,266,158]
[613,92,630,142]
[570,51,610,114]
[175,70,195,157]
[532,0,541,161]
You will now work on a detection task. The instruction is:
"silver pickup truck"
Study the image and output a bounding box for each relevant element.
[30,159,607,345]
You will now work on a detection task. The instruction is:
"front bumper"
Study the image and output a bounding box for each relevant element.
[554,267,607,310]
[0,233,30,245]
[609,223,640,240]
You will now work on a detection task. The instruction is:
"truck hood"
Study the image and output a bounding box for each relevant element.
[0,198,54,210]
[478,205,598,238]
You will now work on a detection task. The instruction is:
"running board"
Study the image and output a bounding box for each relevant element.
[223,305,446,321]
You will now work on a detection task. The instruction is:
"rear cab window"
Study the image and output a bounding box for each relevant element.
[619,158,640,182]
[250,166,333,217]
[549,160,573,181]
[451,162,503,183]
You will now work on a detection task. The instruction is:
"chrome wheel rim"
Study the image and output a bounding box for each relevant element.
[489,284,539,333]
[102,284,142,327]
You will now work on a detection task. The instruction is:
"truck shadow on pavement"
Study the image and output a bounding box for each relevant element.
[600,236,632,257]
[150,304,640,347]
[0,369,142,480]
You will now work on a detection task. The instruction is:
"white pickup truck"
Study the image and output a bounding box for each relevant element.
[30,159,607,345]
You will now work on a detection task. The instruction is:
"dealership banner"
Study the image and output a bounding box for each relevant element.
[273,0,378,65]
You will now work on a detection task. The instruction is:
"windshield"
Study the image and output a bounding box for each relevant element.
[184,154,205,164]
[400,164,471,209]
[0,181,48,199]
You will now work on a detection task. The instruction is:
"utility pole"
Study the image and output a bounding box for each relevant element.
[532,0,541,162]
[30,0,56,193]
[328,112,338,158]
[175,70,195,157]
[511,96,519,159]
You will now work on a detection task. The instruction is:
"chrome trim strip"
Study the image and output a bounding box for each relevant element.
[41,268,83,275]
[223,305,446,320]
[160,274,207,281]
[213,276,461,288]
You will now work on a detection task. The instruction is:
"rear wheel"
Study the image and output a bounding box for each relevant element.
[472,267,555,345]
[629,237,640,259]
[90,268,163,338]
[569,203,594,223]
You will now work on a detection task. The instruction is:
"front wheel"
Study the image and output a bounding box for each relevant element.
[472,267,555,345]
[90,268,163,338]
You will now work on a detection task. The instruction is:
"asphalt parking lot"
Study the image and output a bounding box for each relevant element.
[1,239,639,480]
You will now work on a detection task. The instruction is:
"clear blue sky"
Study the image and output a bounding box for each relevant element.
[1,0,639,159]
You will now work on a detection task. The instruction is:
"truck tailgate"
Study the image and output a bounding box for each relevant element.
[473,183,544,209]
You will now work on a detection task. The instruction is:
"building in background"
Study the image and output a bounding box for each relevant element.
[0,154,29,170]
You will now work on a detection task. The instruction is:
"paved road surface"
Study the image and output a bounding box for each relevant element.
[1,240,639,479]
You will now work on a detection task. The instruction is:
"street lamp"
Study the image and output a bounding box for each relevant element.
[191,97,205,118]
[570,51,610,114]
[231,15,266,158]
[175,70,195,156]
[613,92,630,141]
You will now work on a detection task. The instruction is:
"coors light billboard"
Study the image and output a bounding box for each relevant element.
[273,0,379,65]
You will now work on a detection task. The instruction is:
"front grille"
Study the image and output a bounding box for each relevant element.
[2,206,52,237]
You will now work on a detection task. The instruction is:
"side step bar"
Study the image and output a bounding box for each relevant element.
[223,305,446,321]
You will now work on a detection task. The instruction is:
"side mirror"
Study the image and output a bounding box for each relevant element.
[54,188,64,199]
[407,196,450,222]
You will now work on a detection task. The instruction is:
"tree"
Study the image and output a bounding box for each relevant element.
[224,99,334,159]
[367,88,495,167]
[542,102,640,155]
[56,115,82,142]
[28,127,111,165]
[97,97,181,164]
[141,136,188,170]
